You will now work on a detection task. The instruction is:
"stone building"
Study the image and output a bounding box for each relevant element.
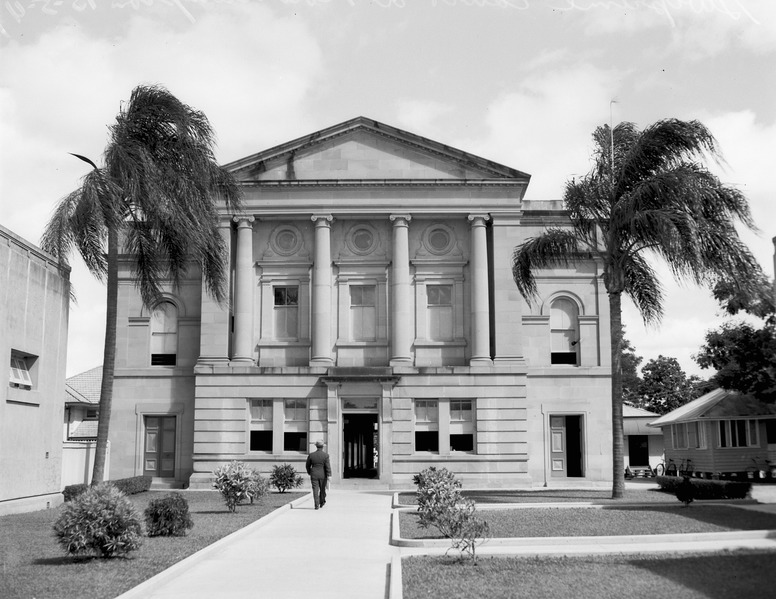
[108,117,613,489]
[1,224,69,514]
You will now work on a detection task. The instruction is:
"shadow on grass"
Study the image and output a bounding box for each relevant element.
[628,551,776,599]
[599,505,776,531]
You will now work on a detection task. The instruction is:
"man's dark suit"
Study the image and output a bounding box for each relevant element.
[305,447,332,509]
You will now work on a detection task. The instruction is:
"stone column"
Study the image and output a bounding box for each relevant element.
[231,216,255,364]
[311,215,334,366]
[390,214,412,365]
[197,219,232,366]
[468,214,492,365]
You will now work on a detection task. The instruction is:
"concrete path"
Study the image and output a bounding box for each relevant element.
[118,490,399,599]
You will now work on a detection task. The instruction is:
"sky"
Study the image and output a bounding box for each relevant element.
[1,0,774,379]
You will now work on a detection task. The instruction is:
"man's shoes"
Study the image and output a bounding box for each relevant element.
[315,506,319,510]
[321,502,325,507]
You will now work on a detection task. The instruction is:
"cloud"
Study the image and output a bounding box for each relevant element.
[0,3,324,375]
[465,63,620,199]
[395,99,454,134]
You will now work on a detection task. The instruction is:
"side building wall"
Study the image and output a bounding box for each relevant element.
[0,225,69,515]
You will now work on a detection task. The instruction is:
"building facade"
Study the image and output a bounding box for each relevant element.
[109,118,613,489]
[1,225,69,514]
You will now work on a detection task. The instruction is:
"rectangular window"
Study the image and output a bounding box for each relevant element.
[151,302,178,366]
[718,419,759,448]
[414,399,439,453]
[450,399,474,452]
[283,399,307,452]
[672,423,688,449]
[249,399,273,452]
[350,285,376,341]
[9,355,33,389]
[274,286,299,339]
[427,285,453,341]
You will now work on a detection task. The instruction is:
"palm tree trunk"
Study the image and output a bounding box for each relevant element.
[609,290,625,499]
[91,227,118,484]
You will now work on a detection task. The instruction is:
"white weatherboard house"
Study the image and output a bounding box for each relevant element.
[106,117,613,489]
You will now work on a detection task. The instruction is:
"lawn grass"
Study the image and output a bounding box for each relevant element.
[403,551,776,599]
[398,486,690,505]
[0,490,302,599]
[399,505,776,539]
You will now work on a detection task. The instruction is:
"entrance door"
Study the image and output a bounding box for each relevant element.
[628,435,649,466]
[550,415,584,478]
[144,416,176,478]
[343,414,378,479]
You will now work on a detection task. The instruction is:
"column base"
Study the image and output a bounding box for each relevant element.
[469,357,493,366]
[390,357,413,367]
[229,357,255,366]
[309,358,334,367]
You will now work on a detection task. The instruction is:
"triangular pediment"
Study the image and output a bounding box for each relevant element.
[225,117,530,183]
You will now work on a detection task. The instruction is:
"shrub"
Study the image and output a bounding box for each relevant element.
[144,492,194,537]
[413,466,489,560]
[656,475,751,499]
[63,483,89,502]
[112,475,153,496]
[63,476,152,502]
[269,464,304,493]
[247,471,270,503]
[213,461,264,512]
[53,483,143,558]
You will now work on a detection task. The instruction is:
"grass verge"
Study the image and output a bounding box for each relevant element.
[0,490,302,599]
[400,505,776,539]
[403,551,776,599]
[398,487,691,505]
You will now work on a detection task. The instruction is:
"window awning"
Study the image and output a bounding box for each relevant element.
[624,419,662,436]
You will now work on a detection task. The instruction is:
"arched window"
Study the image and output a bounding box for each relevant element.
[150,301,178,366]
[550,297,579,365]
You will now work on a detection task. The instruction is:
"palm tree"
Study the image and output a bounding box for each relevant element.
[512,119,763,498]
[42,85,241,484]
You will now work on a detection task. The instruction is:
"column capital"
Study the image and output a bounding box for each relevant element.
[311,214,333,224]
[232,215,255,227]
[389,214,412,224]
[467,214,490,225]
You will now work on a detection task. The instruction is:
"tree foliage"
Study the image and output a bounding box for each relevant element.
[695,275,776,402]
[512,119,763,498]
[631,355,703,415]
[41,85,241,483]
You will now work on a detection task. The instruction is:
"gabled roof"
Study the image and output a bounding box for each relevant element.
[65,366,102,406]
[623,404,660,418]
[224,116,531,183]
[648,388,776,428]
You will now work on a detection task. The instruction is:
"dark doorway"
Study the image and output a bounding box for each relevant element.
[143,416,176,478]
[550,414,584,478]
[343,414,378,479]
[628,435,650,466]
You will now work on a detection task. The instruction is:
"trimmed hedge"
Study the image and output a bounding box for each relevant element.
[63,476,153,502]
[656,475,751,500]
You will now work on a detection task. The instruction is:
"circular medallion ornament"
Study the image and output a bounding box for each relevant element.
[424,224,454,255]
[270,225,302,256]
[347,224,378,255]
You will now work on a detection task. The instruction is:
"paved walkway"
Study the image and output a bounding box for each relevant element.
[118,490,399,599]
[117,483,776,599]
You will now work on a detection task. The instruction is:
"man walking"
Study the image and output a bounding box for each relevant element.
[306,440,331,510]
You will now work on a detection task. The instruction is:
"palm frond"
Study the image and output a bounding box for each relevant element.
[512,229,581,300]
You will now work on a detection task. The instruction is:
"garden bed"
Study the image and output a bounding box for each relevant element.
[399,505,776,539]
[403,550,776,599]
[0,490,302,599]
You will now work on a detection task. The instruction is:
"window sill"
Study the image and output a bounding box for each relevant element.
[7,387,41,406]
[258,340,311,347]
[414,339,467,347]
[336,340,389,347]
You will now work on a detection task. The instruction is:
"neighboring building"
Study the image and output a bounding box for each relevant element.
[623,404,663,476]
[649,388,776,479]
[107,117,613,489]
[64,365,101,440]
[0,224,69,515]
[62,366,107,486]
